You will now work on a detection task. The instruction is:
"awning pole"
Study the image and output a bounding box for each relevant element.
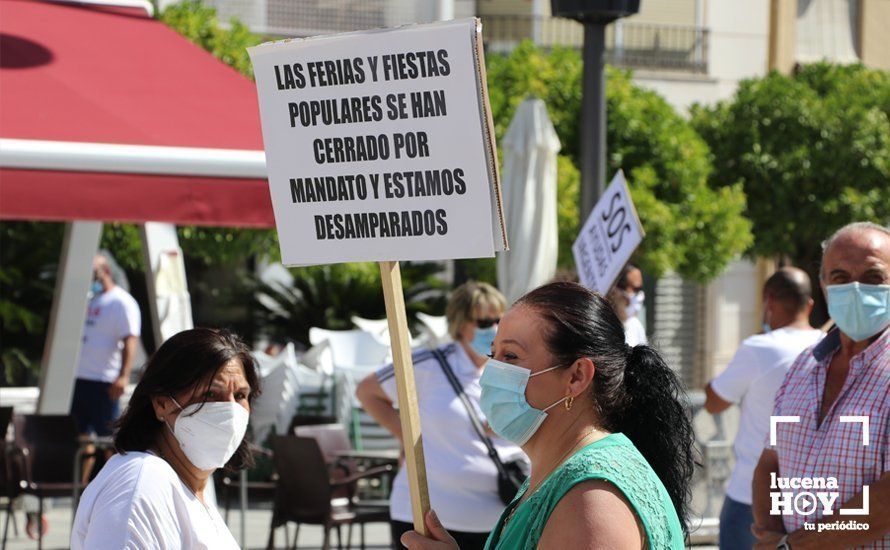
[37,221,103,414]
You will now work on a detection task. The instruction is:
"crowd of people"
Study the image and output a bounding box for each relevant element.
[64,220,889,549]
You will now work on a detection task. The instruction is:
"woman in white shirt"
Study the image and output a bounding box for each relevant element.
[357,282,528,550]
[72,327,258,549]
[608,263,648,346]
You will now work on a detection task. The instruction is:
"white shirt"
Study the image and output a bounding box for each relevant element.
[72,452,238,550]
[624,316,648,346]
[376,344,528,533]
[710,326,823,503]
[76,286,141,383]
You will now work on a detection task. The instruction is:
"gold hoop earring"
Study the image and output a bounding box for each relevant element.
[564,395,574,411]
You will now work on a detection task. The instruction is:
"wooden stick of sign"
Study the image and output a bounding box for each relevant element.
[379,260,431,535]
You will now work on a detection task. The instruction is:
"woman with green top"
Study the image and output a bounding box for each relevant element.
[401,282,695,550]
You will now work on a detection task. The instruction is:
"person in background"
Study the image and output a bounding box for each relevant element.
[752,222,890,549]
[608,263,648,346]
[704,267,823,550]
[74,252,140,453]
[401,282,695,550]
[263,337,288,357]
[357,282,527,550]
[72,328,257,549]
[28,251,143,540]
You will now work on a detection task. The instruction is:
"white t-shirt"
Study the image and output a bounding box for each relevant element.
[710,326,823,504]
[72,451,238,550]
[624,316,648,346]
[376,344,528,533]
[76,286,141,383]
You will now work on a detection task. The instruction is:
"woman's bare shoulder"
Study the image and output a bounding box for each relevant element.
[538,479,643,550]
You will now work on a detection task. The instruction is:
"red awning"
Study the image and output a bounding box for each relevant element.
[0,0,274,227]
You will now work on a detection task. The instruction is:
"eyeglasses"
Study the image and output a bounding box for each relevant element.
[475,317,500,329]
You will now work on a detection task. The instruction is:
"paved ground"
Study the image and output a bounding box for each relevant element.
[2,500,721,549]
[2,500,393,550]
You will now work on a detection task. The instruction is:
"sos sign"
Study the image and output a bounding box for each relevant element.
[572,170,644,294]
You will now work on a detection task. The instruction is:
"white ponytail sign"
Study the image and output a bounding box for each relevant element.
[572,170,644,294]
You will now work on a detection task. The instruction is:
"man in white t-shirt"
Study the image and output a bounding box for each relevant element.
[71,252,141,439]
[704,267,823,550]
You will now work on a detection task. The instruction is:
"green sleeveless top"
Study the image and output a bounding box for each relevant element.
[484,433,684,550]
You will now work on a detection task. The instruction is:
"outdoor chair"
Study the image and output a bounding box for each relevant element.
[415,312,450,348]
[1,406,22,548]
[288,414,338,433]
[266,435,392,550]
[251,344,304,447]
[308,328,391,371]
[351,316,422,349]
[221,443,276,525]
[301,340,335,377]
[12,414,90,550]
[351,408,400,453]
[349,316,391,346]
[293,424,393,510]
[293,424,352,465]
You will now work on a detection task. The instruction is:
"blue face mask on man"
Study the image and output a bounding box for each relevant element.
[479,359,568,446]
[90,280,104,295]
[826,282,890,342]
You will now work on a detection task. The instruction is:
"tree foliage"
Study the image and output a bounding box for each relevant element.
[159,1,262,78]
[0,223,64,385]
[251,262,448,346]
[691,63,890,271]
[486,43,752,281]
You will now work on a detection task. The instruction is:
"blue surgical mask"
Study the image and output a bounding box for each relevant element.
[91,281,104,295]
[470,326,497,357]
[827,282,890,342]
[479,359,567,446]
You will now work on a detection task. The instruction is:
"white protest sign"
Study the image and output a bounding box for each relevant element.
[248,18,506,267]
[572,170,645,294]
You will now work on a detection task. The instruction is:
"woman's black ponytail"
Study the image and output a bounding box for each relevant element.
[620,344,696,533]
[516,282,696,537]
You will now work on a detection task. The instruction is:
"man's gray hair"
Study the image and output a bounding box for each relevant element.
[97,249,130,291]
[820,221,890,278]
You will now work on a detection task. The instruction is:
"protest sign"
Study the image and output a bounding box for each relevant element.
[248,18,506,267]
[248,18,505,534]
[572,170,644,294]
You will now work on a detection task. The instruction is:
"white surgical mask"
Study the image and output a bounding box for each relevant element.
[168,397,249,471]
[625,290,645,318]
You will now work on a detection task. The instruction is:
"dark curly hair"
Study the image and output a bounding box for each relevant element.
[114,327,260,472]
[515,282,696,538]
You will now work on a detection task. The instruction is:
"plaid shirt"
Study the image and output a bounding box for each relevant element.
[771,327,890,546]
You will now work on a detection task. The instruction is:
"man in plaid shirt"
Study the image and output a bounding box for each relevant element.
[752,222,890,549]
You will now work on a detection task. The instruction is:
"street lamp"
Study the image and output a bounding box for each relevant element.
[551,0,640,218]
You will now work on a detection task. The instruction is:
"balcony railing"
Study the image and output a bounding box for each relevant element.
[481,15,709,74]
[203,0,708,75]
